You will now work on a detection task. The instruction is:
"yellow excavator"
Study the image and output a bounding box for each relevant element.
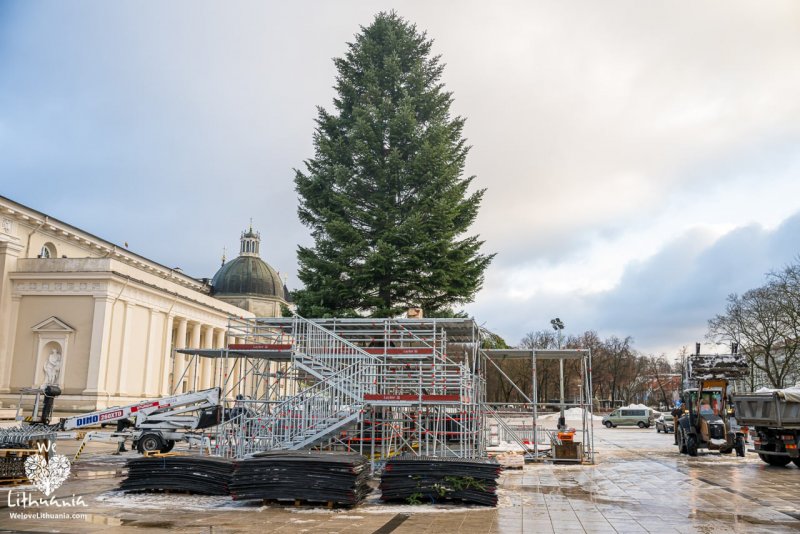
[676,345,748,457]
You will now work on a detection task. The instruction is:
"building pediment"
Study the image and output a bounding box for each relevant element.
[31,316,75,333]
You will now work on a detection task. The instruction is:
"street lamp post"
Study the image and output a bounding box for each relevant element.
[551,318,566,430]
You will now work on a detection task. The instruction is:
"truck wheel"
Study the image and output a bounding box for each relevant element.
[160,440,176,453]
[637,422,646,429]
[137,433,164,454]
[604,421,613,428]
[761,454,791,467]
[735,436,745,457]
[678,429,687,454]
[687,434,698,457]
[792,458,800,468]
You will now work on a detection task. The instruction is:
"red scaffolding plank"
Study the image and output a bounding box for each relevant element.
[364,394,461,402]
[363,348,434,355]
[227,343,292,351]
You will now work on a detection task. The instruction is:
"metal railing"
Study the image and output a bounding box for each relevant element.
[214,315,380,457]
[212,315,487,462]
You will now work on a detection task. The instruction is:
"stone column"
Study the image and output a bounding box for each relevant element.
[214,329,226,392]
[0,238,24,393]
[159,314,175,395]
[0,295,21,393]
[115,301,135,396]
[173,318,188,393]
[143,308,162,397]
[187,322,201,391]
[83,296,115,396]
[199,326,213,389]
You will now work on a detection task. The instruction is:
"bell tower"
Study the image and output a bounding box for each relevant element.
[239,221,260,257]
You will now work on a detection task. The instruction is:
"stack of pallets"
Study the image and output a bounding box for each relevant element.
[0,449,37,485]
[230,451,370,506]
[120,456,233,495]
[380,456,501,506]
[0,427,57,486]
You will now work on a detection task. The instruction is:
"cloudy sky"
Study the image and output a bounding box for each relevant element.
[2,1,799,357]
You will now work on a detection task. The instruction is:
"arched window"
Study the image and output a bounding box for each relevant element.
[40,243,56,259]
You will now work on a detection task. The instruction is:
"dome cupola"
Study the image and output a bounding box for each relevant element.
[211,225,286,301]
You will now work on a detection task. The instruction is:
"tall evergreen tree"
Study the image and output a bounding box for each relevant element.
[294,12,494,317]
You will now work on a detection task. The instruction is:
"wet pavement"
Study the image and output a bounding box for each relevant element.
[1,423,798,533]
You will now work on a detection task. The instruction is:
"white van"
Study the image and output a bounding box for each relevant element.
[602,408,654,428]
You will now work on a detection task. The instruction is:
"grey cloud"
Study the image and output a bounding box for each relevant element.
[2,1,800,341]
[470,211,800,353]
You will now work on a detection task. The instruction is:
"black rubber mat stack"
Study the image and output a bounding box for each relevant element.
[380,456,501,506]
[120,456,233,495]
[230,451,370,506]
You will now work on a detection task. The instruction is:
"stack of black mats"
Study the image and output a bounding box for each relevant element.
[380,456,501,506]
[120,456,233,495]
[230,451,370,506]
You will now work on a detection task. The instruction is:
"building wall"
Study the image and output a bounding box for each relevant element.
[0,196,256,412]
[11,295,94,395]
[215,295,284,317]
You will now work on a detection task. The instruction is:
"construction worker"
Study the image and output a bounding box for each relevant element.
[115,418,133,453]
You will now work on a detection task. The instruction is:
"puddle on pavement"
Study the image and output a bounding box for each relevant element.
[74,469,124,479]
[122,521,176,528]
[507,481,798,529]
[688,508,800,528]
[85,514,123,526]
[516,485,592,497]
[84,514,175,528]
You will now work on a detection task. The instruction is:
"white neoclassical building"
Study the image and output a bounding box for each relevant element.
[0,195,289,411]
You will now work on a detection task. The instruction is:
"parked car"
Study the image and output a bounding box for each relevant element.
[602,408,653,428]
[655,415,674,433]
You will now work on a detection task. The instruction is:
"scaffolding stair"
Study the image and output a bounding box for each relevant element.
[294,355,361,399]
[224,316,381,454]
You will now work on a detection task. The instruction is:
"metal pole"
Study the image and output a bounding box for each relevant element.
[559,357,565,429]
[532,348,538,459]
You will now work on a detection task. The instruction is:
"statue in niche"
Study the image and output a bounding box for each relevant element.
[43,348,62,385]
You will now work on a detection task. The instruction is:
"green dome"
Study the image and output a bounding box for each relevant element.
[211,256,285,299]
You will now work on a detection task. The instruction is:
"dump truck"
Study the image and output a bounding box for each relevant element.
[676,347,748,457]
[731,388,800,468]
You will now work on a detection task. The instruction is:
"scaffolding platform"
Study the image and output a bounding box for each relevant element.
[178,316,485,469]
[176,315,594,468]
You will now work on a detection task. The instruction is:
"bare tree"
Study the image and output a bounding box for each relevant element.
[708,272,800,388]
[769,262,800,385]
[647,354,674,407]
[520,330,556,403]
[605,336,634,406]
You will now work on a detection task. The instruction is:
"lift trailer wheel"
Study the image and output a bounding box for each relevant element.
[137,433,165,454]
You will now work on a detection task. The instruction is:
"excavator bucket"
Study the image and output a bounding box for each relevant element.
[689,353,748,380]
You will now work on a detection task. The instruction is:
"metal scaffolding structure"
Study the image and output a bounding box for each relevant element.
[482,348,595,463]
[179,315,486,467]
[176,316,595,466]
